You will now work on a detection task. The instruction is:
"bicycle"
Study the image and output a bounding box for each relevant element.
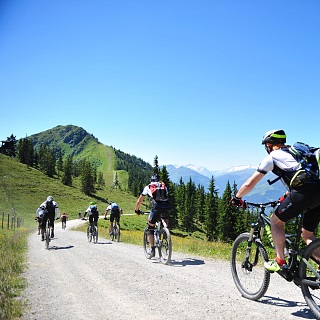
[62,220,66,230]
[230,201,320,319]
[87,221,98,244]
[110,219,120,242]
[140,211,172,265]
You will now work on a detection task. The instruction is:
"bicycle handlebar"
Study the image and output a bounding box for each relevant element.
[245,201,279,208]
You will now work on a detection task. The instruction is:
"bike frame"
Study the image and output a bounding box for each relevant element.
[245,202,317,284]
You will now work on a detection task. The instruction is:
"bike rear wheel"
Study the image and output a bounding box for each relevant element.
[231,233,270,300]
[93,226,98,244]
[87,225,92,242]
[114,224,120,242]
[159,227,172,265]
[143,227,152,259]
[45,222,50,250]
[299,238,320,319]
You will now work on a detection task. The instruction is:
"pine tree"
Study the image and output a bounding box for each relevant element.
[160,165,177,228]
[81,159,95,195]
[204,176,219,241]
[62,155,73,186]
[217,181,238,242]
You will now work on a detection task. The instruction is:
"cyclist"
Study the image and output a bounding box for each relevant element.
[104,201,122,236]
[36,196,61,241]
[85,201,99,234]
[230,129,320,272]
[34,215,42,235]
[135,174,171,257]
[61,212,67,228]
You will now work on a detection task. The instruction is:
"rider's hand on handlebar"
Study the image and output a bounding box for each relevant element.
[230,197,247,209]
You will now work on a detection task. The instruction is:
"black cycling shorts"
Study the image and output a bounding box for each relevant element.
[275,183,320,232]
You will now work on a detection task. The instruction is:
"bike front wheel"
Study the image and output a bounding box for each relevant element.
[158,227,172,265]
[299,238,320,319]
[143,227,152,259]
[231,232,270,300]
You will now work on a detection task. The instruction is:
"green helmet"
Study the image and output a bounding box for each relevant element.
[90,201,96,205]
[262,129,286,145]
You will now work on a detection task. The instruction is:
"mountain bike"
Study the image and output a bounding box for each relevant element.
[140,211,172,265]
[62,220,66,230]
[87,222,98,244]
[230,201,320,319]
[110,220,120,242]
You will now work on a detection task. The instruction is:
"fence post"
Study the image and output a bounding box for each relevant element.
[1,212,3,229]
[7,213,9,230]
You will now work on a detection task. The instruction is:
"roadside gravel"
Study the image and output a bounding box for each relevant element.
[21,218,316,320]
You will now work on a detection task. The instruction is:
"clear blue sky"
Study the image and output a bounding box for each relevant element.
[1,1,320,171]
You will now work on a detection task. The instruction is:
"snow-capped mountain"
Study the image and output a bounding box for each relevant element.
[164,164,285,203]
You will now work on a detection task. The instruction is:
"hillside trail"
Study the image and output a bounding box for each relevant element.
[21,218,316,320]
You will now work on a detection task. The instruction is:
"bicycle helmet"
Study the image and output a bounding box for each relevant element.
[90,201,96,205]
[47,196,54,202]
[150,174,159,182]
[262,129,286,145]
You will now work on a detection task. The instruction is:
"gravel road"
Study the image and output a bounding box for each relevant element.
[21,218,316,320]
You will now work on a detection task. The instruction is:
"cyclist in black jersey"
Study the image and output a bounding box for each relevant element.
[231,129,320,272]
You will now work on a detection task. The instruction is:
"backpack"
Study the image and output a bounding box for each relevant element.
[288,142,320,188]
[149,182,168,202]
[111,204,120,215]
[89,205,98,215]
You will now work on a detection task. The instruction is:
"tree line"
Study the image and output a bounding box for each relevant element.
[1,134,257,242]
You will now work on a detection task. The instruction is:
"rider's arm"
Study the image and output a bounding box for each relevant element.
[135,194,145,212]
[236,171,265,198]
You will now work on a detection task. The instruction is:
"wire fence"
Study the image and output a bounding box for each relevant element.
[1,212,24,230]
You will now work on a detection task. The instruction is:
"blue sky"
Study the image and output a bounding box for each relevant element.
[1,1,320,171]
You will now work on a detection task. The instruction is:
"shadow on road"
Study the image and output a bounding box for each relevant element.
[49,245,75,250]
[260,296,316,319]
[170,257,205,267]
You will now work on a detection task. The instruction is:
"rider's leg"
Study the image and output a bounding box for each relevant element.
[148,223,155,248]
[302,228,317,246]
[270,214,286,262]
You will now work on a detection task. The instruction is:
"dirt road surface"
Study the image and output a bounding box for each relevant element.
[21,219,316,320]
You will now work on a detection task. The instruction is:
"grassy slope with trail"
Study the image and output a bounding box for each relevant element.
[0,125,232,318]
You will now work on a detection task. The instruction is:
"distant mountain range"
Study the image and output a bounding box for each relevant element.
[163,164,286,203]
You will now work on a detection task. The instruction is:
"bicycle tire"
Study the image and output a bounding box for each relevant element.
[110,224,115,241]
[114,224,120,242]
[159,227,172,265]
[143,227,152,259]
[231,233,270,300]
[45,222,50,250]
[62,222,66,230]
[87,225,92,242]
[93,226,98,244]
[299,238,320,319]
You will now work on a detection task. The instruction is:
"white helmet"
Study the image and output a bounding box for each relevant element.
[47,196,54,202]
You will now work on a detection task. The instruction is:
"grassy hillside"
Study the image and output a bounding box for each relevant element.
[0,154,137,227]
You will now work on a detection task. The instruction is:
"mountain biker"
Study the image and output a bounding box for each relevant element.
[230,129,320,272]
[135,174,171,258]
[36,196,61,241]
[104,201,122,235]
[34,215,42,235]
[61,212,67,228]
[85,201,99,234]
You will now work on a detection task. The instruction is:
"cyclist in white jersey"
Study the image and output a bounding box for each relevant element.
[231,129,320,272]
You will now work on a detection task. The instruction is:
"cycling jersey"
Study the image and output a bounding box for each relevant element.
[257,148,301,190]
